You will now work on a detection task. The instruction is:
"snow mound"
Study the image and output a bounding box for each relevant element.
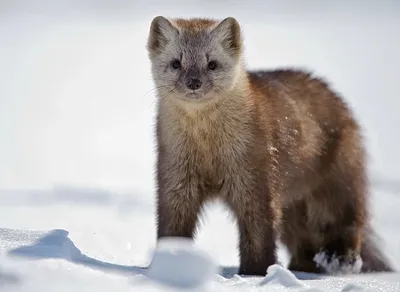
[9,229,82,261]
[145,237,218,289]
[259,264,305,288]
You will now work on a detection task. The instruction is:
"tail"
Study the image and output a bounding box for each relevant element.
[360,226,394,273]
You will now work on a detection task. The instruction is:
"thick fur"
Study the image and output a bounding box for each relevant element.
[147,16,393,276]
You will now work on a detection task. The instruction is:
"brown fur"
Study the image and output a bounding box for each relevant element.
[171,18,219,32]
[148,16,393,276]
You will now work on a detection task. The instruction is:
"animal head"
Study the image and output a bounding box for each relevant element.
[147,16,244,105]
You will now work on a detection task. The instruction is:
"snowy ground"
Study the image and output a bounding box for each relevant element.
[1,0,400,291]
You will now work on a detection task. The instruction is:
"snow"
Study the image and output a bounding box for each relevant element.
[313,251,363,275]
[145,237,218,288]
[1,0,400,291]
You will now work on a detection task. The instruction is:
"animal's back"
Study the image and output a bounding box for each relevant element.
[247,68,364,203]
[248,68,358,133]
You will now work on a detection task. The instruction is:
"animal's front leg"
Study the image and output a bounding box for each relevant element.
[156,186,202,239]
[156,158,203,240]
[227,175,279,276]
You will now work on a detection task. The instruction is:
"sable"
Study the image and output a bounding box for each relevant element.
[147,16,393,276]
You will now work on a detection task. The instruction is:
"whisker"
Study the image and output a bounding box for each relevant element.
[161,87,177,100]
[143,85,171,98]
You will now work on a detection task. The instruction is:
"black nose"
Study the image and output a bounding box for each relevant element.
[186,78,202,90]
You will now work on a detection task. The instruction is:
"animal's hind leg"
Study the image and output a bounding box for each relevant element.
[282,167,366,275]
[284,192,364,274]
[312,193,365,274]
[287,244,324,274]
[313,126,368,274]
[300,123,368,274]
[281,200,324,273]
[310,163,367,274]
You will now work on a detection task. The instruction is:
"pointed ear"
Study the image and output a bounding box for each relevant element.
[147,16,179,56]
[212,17,242,57]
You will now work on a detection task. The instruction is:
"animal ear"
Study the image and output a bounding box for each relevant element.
[147,16,178,56]
[212,17,242,57]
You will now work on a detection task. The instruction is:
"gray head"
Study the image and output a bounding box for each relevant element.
[147,16,244,104]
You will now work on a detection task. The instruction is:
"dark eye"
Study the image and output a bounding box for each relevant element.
[208,61,217,70]
[171,59,181,69]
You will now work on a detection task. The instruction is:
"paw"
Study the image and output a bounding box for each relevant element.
[313,249,362,275]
